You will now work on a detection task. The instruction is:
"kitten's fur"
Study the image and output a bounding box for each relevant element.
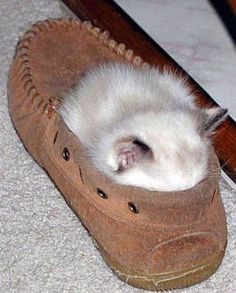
[59,63,227,191]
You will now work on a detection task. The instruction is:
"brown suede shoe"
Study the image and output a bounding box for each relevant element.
[8,19,227,291]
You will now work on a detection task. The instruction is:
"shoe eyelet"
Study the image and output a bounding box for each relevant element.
[128,202,139,214]
[97,188,108,199]
[62,147,70,161]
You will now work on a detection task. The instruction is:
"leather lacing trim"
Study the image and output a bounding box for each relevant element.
[13,19,149,216]
[14,18,150,112]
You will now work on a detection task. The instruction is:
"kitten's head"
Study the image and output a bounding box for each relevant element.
[104,107,227,191]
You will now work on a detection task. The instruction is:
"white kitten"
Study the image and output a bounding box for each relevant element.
[59,63,227,191]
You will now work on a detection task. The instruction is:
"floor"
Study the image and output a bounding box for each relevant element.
[0,0,235,292]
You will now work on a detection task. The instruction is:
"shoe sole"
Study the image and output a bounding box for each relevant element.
[100,243,226,290]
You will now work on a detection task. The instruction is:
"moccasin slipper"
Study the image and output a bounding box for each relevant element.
[8,19,227,291]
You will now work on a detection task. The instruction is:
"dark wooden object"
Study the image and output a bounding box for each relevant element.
[62,0,236,183]
[228,0,236,15]
[210,0,236,44]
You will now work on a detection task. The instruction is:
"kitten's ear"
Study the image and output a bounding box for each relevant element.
[200,107,228,135]
[115,137,153,172]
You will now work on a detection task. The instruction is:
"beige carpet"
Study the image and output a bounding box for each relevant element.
[0,1,235,292]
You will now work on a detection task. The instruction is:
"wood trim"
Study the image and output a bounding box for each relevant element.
[227,0,236,15]
[62,0,236,183]
[210,0,236,44]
